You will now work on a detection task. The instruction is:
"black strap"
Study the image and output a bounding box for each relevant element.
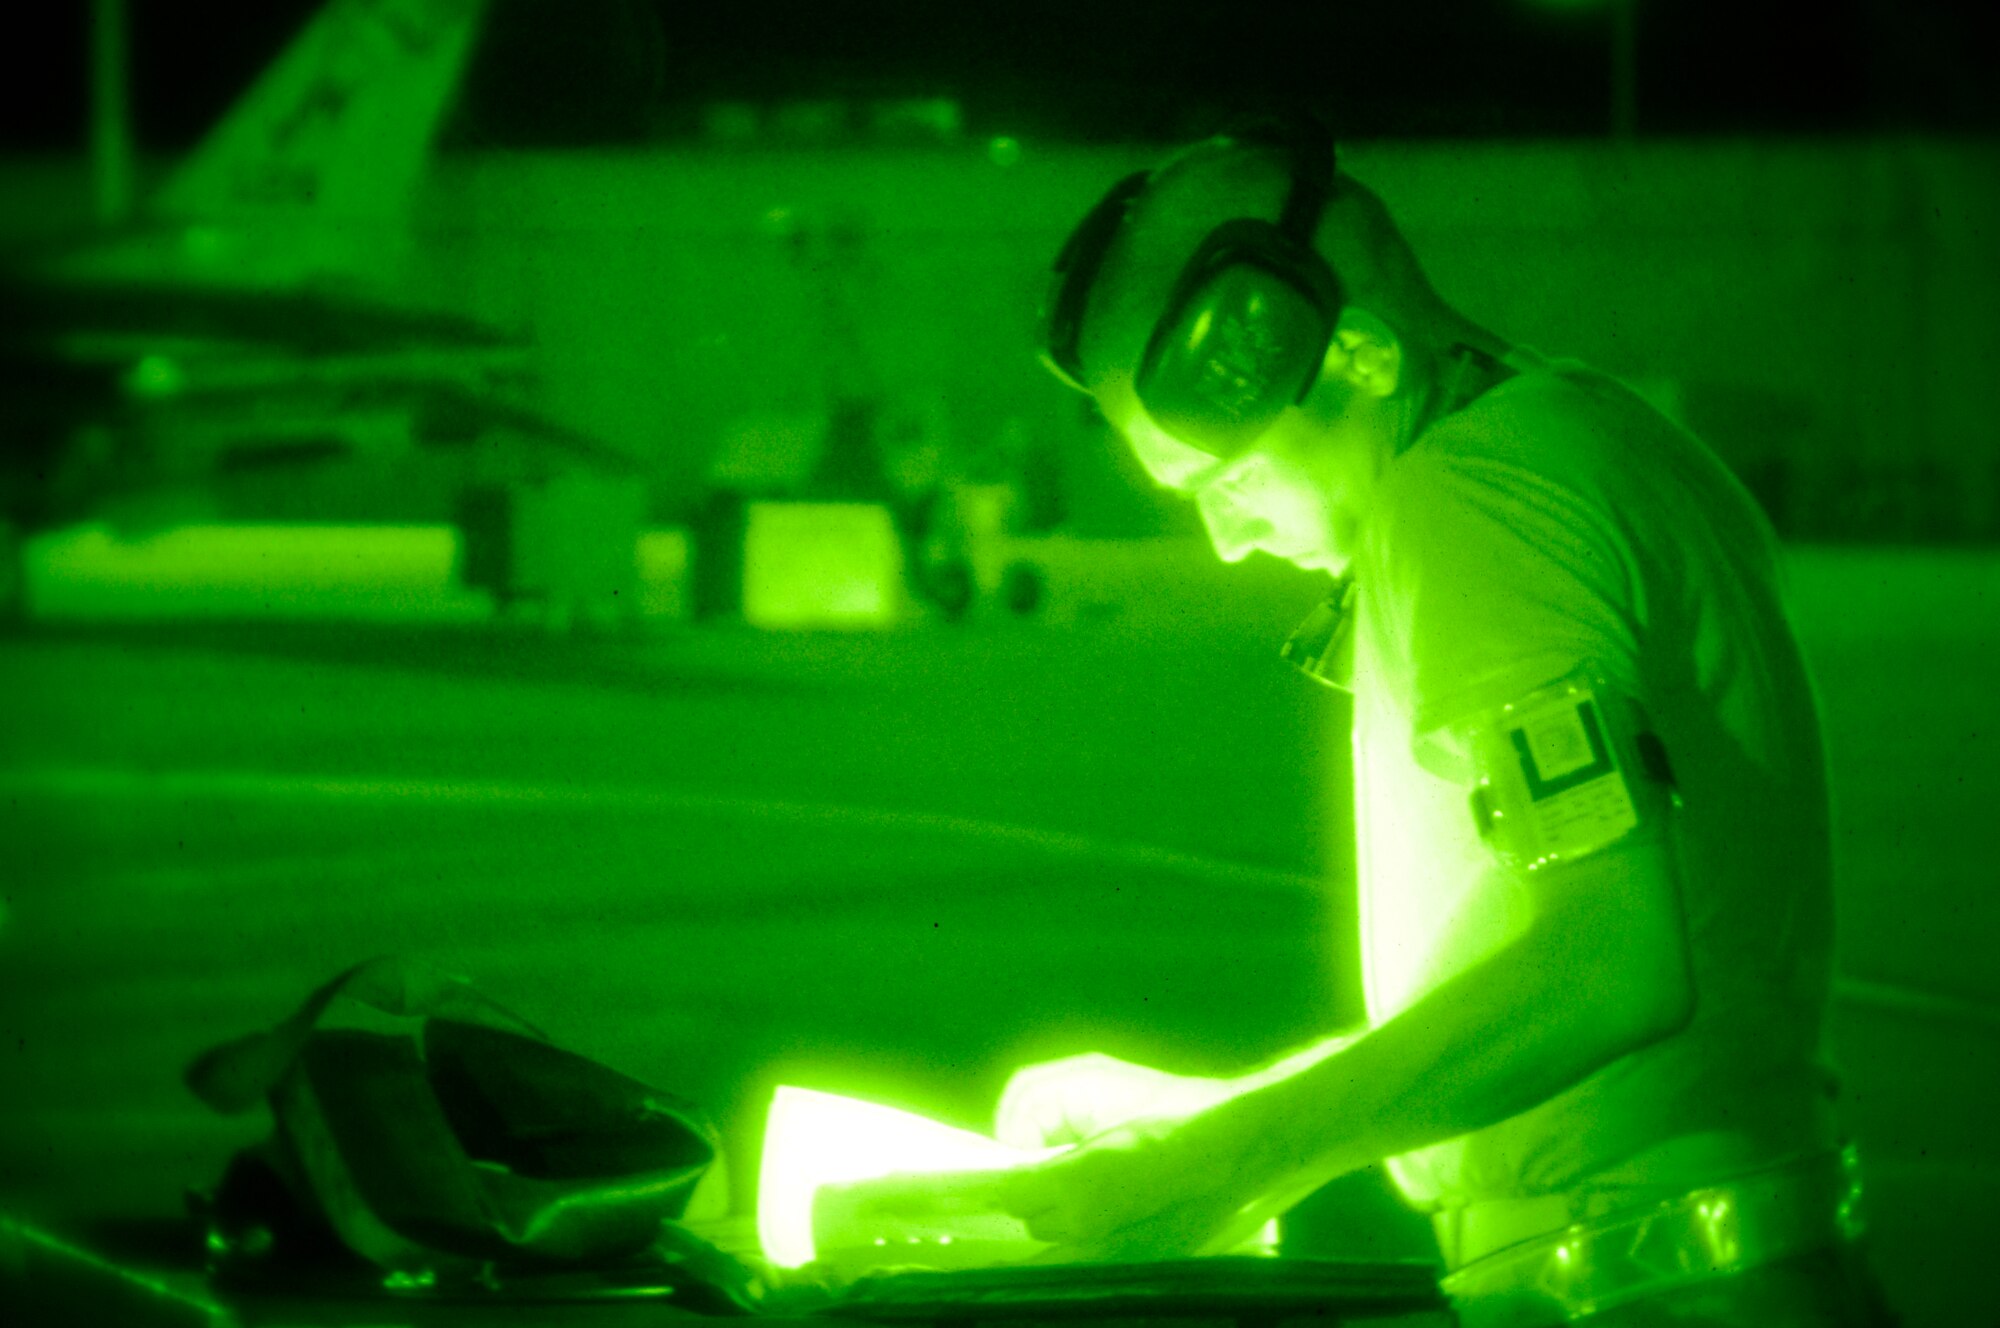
[1216,108,1335,243]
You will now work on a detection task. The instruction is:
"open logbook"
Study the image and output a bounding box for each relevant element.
[754,1085,1070,1276]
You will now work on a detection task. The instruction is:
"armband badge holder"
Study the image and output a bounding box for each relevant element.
[1465,674,1670,871]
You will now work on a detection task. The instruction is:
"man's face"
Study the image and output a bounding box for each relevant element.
[1082,302,1406,574]
[1109,391,1378,574]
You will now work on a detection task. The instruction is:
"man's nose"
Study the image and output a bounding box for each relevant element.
[1197,488,1270,564]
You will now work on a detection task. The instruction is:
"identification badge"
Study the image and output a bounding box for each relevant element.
[1465,675,1642,870]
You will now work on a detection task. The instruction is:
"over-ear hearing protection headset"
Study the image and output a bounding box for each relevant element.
[1039,111,1344,461]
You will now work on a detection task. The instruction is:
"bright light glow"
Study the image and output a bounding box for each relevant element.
[1357,689,1539,1027]
[756,1086,1060,1270]
[1118,409,1225,493]
[742,502,906,630]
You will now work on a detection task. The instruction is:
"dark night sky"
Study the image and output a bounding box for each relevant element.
[2,0,1994,153]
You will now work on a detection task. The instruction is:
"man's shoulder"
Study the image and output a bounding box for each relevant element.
[1389,351,1692,526]
[1379,369,1596,520]
[1363,357,1654,603]
[1423,354,1638,460]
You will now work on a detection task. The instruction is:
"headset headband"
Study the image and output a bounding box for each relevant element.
[1230,110,1335,248]
[1038,108,1339,402]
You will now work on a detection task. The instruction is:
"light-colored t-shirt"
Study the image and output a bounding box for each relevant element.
[1345,349,1839,1210]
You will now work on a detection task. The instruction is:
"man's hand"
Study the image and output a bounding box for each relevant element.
[996,1101,1280,1260]
[994,1052,1231,1150]
[820,1080,1300,1271]
[988,1054,1283,1260]
[825,1109,1266,1264]
[828,1126,1222,1245]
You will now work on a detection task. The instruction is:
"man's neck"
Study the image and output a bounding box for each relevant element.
[1399,340,1516,453]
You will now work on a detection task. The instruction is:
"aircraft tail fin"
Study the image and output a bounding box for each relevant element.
[150,0,489,228]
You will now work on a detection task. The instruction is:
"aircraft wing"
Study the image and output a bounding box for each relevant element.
[1,0,645,543]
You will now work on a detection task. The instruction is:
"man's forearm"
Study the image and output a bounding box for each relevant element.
[1218,1031,1366,1100]
[1206,888,1692,1208]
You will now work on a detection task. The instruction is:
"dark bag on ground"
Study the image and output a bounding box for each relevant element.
[186,958,747,1302]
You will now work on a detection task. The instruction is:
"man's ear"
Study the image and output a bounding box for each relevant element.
[1320,310,1402,399]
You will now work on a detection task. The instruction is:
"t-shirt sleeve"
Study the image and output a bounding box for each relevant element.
[1371,447,1642,748]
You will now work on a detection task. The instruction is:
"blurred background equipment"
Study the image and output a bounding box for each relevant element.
[456,471,646,630]
[0,0,648,624]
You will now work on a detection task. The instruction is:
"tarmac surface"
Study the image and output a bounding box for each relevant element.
[2,545,1996,1325]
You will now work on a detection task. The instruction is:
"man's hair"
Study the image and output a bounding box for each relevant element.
[1076,137,1457,393]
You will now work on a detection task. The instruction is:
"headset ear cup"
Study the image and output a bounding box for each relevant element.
[1136,220,1339,458]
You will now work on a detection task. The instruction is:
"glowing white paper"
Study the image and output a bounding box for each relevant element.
[756,1085,1064,1269]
